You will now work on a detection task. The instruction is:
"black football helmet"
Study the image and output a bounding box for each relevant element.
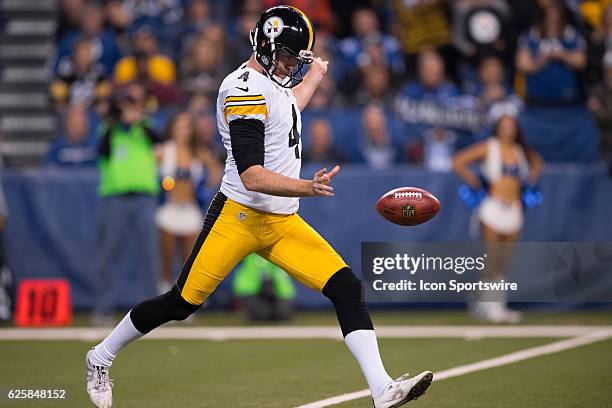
[250,6,315,88]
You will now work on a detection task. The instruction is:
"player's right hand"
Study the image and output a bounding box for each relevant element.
[311,165,340,197]
[310,57,329,80]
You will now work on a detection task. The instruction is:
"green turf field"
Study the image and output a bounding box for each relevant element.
[1,311,611,407]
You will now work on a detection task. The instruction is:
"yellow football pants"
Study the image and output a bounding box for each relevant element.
[177,192,348,305]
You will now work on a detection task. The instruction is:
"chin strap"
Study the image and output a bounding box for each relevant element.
[249,28,257,51]
[250,26,274,79]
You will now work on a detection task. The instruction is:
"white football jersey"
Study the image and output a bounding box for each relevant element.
[217,63,303,214]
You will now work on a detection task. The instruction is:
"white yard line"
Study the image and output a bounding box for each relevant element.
[0,325,610,341]
[295,328,612,408]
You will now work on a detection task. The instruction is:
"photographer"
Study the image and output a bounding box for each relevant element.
[92,82,161,324]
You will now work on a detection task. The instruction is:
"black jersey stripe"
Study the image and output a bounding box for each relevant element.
[176,191,228,292]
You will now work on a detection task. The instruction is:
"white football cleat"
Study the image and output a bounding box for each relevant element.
[86,349,113,408]
[471,302,522,324]
[496,304,523,324]
[372,371,433,408]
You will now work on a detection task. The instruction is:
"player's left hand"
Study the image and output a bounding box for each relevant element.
[312,165,340,197]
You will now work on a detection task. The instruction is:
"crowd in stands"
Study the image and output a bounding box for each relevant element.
[23,0,612,315]
[47,0,612,175]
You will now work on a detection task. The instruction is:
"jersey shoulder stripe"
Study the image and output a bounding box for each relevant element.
[224,104,268,123]
[223,93,268,123]
[225,95,265,104]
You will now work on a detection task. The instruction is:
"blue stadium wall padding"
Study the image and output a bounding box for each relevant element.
[2,164,611,309]
[518,105,599,163]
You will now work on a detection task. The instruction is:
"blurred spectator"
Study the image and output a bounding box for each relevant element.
[180,35,229,100]
[467,55,520,115]
[355,64,394,107]
[201,23,240,69]
[55,1,122,76]
[392,0,453,55]
[232,254,295,322]
[307,34,343,110]
[228,11,260,62]
[476,56,511,103]
[588,51,612,157]
[604,4,612,50]
[105,0,134,52]
[312,32,342,79]
[406,126,457,172]
[242,0,263,15]
[360,104,397,169]
[262,0,334,33]
[187,92,214,117]
[178,0,212,56]
[343,32,398,106]
[115,26,182,107]
[187,0,212,32]
[396,49,483,145]
[93,82,161,322]
[45,104,98,167]
[515,1,587,105]
[193,113,226,162]
[423,128,457,172]
[328,1,375,38]
[50,38,112,112]
[181,0,213,47]
[124,0,184,25]
[123,0,185,51]
[302,119,347,165]
[579,0,611,37]
[398,49,460,107]
[339,8,405,80]
[573,2,610,87]
[308,75,341,111]
[507,0,543,35]
[114,25,177,85]
[56,0,84,41]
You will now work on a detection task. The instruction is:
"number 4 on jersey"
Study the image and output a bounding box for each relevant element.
[288,105,300,159]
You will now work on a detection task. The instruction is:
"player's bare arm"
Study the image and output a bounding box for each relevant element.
[293,57,328,111]
[240,164,339,197]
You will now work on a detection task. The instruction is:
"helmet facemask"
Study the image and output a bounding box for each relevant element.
[270,46,314,88]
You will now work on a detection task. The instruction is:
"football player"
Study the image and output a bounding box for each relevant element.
[86,6,432,408]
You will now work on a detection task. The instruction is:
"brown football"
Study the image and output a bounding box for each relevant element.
[375,187,441,226]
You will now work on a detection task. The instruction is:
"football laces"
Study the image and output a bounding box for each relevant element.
[394,192,422,199]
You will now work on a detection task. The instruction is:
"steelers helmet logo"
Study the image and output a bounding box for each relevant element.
[263,16,284,39]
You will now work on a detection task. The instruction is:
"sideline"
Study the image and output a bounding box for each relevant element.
[0,325,610,341]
